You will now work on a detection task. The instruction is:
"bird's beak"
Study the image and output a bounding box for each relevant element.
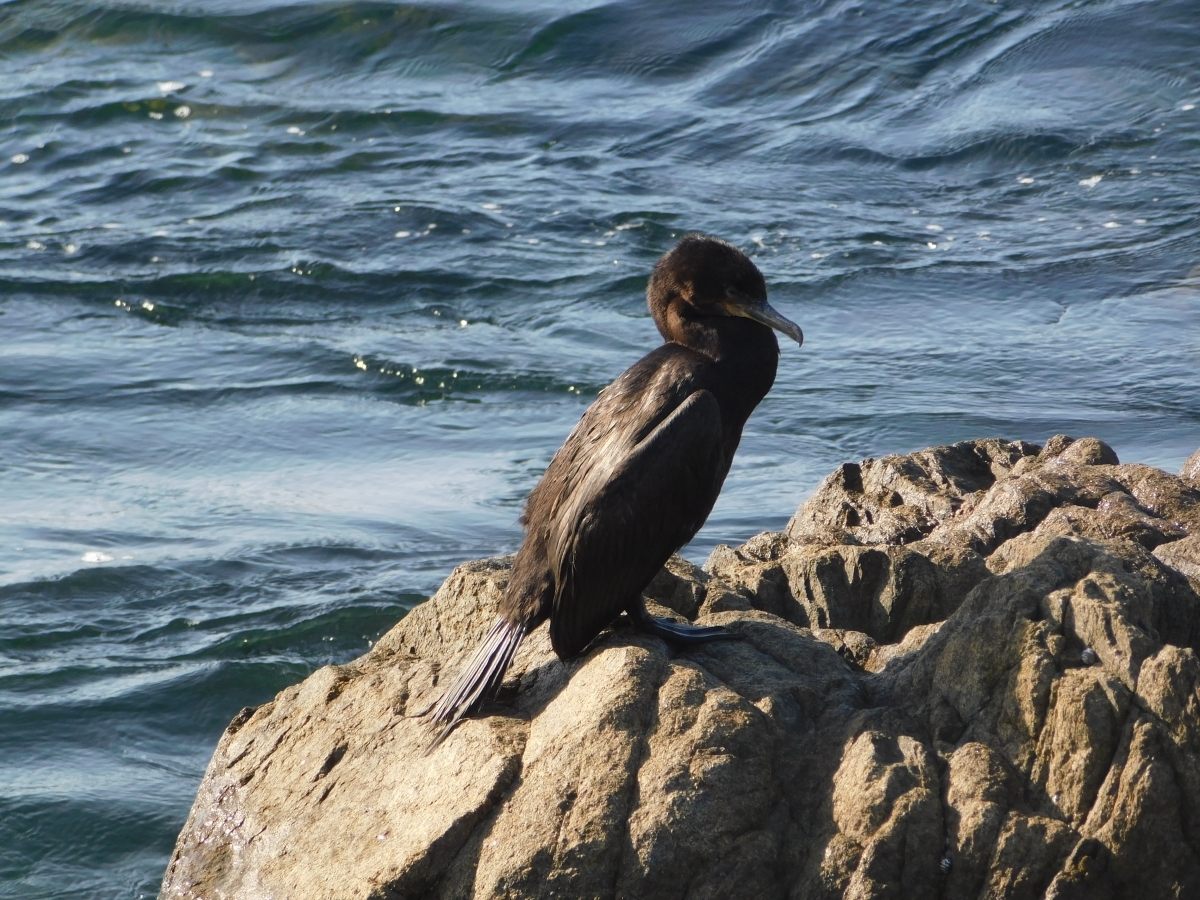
[724,293,804,347]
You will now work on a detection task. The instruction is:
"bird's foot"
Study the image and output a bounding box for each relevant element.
[629,600,742,646]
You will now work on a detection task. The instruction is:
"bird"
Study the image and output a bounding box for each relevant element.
[427,233,803,748]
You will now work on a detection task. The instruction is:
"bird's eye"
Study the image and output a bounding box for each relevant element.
[724,286,752,306]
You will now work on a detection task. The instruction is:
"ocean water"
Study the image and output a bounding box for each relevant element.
[1,0,1198,895]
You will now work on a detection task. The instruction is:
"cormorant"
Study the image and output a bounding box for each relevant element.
[428,234,803,747]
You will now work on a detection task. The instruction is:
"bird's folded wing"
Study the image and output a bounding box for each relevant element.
[546,387,726,658]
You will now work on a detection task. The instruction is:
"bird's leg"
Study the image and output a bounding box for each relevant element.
[628,597,743,645]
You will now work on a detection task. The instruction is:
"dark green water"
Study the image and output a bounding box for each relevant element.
[2,0,1199,896]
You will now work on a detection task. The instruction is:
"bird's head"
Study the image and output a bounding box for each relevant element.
[647,234,803,347]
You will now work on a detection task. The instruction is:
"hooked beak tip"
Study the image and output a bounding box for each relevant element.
[729,296,803,348]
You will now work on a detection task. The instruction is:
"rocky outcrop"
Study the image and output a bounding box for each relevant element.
[161,436,1200,900]
[1183,447,1200,486]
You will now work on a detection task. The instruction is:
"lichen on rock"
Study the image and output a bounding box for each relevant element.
[160,436,1200,900]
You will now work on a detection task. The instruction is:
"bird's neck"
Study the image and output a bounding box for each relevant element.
[671,317,780,423]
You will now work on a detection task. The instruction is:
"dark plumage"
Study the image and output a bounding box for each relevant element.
[428,234,803,748]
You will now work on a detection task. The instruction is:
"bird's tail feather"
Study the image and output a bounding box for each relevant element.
[425,617,527,753]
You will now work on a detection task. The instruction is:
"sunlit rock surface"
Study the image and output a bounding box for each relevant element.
[161,436,1200,900]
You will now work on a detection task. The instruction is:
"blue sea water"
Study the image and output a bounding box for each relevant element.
[1,0,1198,895]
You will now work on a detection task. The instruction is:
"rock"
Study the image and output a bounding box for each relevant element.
[1042,435,1121,467]
[1182,446,1200,485]
[1109,463,1200,535]
[704,534,988,644]
[829,730,942,898]
[642,554,709,619]
[942,742,1019,899]
[706,439,1200,647]
[1155,535,1200,590]
[785,439,1039,547]
[1032,492,1188,549]
[161,438,1200,900]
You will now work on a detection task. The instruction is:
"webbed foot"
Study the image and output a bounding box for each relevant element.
[629,599,742,646]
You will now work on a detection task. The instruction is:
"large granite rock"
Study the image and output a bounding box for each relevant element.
[161,436,1200,900]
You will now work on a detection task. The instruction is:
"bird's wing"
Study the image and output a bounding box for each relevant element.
[538,365,728,658]
[522,347,698,532]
